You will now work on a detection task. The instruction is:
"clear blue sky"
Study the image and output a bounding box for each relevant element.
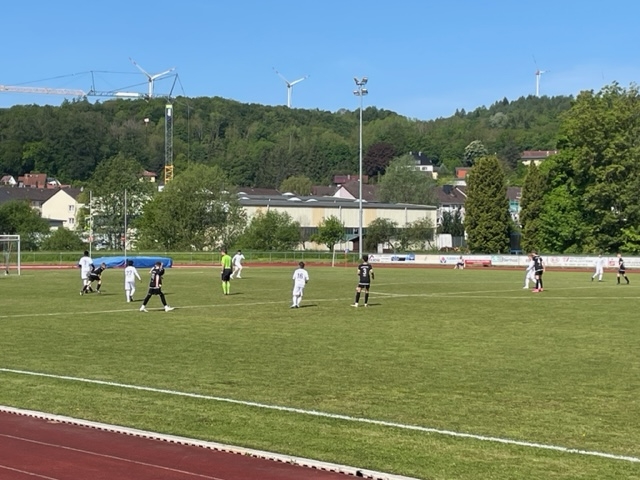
[1,0,639,120]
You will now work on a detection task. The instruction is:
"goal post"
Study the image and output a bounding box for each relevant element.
[0,234,21,275]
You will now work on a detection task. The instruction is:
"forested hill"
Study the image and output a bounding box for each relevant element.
[0,94,573,187]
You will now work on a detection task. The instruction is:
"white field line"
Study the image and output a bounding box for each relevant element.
[0,368,638,464]
[0,297,348,320]
[1,285,632,320]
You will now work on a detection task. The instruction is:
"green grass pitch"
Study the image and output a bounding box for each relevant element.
[0,266,638,479]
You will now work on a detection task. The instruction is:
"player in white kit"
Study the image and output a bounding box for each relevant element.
[523,253,536,289]
[78,250,94,295]
[591,254,605,282]
[291,261,309,308]
[124,259,142,302]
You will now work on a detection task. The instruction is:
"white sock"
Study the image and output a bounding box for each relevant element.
[292,296,296,306]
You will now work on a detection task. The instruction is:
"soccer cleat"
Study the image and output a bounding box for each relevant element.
[139,306,148,312]
[532,289,540,293]
[522,286,528,289]
[351,303,359,307]
[364,304,368,307]
[164,305,174,312]
[290,305,296,309]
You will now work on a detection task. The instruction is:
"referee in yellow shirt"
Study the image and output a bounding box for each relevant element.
[220,248,233,295]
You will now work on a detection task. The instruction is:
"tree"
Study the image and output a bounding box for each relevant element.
[464,156,511,253]
[240,210,300,251]
[519,163,546,252]
[379,155,436,205]
[311,215,345,265]
[279,175,313,195]
[397,217,435,250]
[89,154,155,250]
[544,83,640,253]
[438,210,465,237]
[0,201,50,250]
[463,140,488,167]
[137,164,246,251]
[363,142,396,178]
[364,217,397,252]
[41,227,85,251]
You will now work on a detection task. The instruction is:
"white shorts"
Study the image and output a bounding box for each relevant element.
[125,281,136,291]
[293,286,305,296]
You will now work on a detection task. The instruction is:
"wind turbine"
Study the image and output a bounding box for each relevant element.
[533,57,548,97]
[129,57,175,99]
[273,68,309,108]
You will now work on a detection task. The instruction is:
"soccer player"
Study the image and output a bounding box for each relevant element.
[522,253,536,289]
[591,254,605,282]
[78,250,94,295]
[87,262,107,293]
[531,251,545,293]
[454,256,465,269]
[352,254,374,307]
[230,250,245,279]
[291,261,309,308]
[124,259,142,302]
[220,248,232,295]
[140,262,174,312]
[616,253,630,285]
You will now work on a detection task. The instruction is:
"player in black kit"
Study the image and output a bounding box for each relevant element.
[140,262,174,312]
[531,251,545,292]
[616,253,630,285]
[86,262,107,293]
[352,254,374,307]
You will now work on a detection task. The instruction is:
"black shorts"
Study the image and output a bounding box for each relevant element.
[221,269,232,281]
[357,283,370,290]
[147,287,163,296]
[88,274,101,282]
[535,270,544,277]
[618,269,626,274]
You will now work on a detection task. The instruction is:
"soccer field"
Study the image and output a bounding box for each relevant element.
[0,266,638,479]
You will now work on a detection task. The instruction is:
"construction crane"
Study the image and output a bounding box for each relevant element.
[0,84,86,97]
[1,65,179,185]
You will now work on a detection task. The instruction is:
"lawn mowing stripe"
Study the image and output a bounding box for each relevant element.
[1,368,638,464]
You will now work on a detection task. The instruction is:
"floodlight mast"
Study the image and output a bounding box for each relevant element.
[353,77,368,260]
[273,68,309,108]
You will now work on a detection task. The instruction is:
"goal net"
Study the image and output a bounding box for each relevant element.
[0,235,21,275]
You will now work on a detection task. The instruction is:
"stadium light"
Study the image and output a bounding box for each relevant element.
[353,77,368,260]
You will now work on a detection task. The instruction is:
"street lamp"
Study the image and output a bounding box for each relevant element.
[353,77,368,260]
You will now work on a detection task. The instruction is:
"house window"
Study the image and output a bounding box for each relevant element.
[68,205,75,212]
[68,218,75,225]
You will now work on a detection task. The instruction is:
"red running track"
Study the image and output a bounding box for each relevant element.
[0,409,400,480]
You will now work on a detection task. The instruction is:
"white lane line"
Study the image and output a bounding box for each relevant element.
[0,433,226,479]
[0,406,418,480]
[1,368,638,464]
[0,465,59,479]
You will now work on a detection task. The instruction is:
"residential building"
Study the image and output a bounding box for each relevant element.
[0,186,84,230]
[521,150,557,166]
[434,185,466,225]
[17,172,48,188]
[507,187,522,223]
[409,151,437,178]
[1,175,17,186]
